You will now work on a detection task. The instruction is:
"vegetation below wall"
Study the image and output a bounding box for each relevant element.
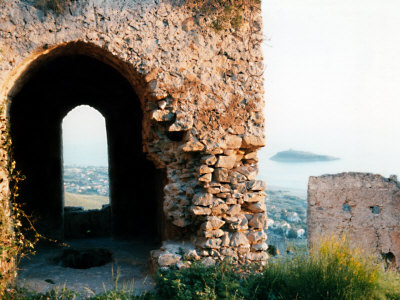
[3,236,400,299]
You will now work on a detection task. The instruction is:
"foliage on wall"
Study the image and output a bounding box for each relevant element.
[33,0,261,31]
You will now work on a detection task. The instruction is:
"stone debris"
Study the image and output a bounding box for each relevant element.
[200,257,216,267]
[158,253,181,267]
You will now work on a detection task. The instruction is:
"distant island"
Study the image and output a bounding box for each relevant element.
[270,149,339,163]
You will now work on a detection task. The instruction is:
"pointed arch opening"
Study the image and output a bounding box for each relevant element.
[8,45,166,244]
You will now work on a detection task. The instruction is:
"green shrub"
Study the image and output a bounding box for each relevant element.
[154,260,251,300]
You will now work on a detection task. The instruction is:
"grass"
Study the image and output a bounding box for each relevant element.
[64,192,109,210]
[155,259,252,300]
[2,236,400,299]
[249,236,393,300]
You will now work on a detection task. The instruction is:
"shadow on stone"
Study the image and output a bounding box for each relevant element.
[54,248,113,269]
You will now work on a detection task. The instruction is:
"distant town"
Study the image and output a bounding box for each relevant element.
[266,189,307,240]
[63,166,109,197]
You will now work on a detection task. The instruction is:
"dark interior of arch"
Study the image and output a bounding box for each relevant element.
[9,54,165,242]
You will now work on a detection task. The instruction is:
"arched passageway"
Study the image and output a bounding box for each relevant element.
[9,52,165,242]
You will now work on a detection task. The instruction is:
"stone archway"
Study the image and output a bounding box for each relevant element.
[8,43,166,242]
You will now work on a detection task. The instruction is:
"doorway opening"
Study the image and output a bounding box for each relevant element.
[62,105,111,238]
[9,51,166,242]
[7,44,167,292]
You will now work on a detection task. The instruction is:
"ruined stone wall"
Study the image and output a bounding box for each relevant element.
[0,0,267,270]
[308,173,400,268]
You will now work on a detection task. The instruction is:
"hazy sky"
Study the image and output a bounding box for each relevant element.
[262,0,400,164]
[62,105,108,166]
[63,1,400,177]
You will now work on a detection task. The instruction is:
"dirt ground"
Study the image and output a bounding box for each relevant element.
[16,237,160,296]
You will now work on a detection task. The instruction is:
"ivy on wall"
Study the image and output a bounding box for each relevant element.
[181,0,261,31]
[34,0,74,14]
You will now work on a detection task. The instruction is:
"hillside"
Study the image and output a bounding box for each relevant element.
[270,149,339,163]
[64,192,109,210]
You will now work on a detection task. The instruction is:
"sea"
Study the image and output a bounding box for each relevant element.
[258,149,400,198]
[63,143,400,199]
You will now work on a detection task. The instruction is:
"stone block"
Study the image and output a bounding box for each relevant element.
[225,135,242,149]
[227,204,241,216]
[190,206,211,215]
[249,213,267,229]
[216,155,236,169]
[201,216,225,230]
[228,214,248,231]
[245,191,266,203]
[247,180,266,191]
[199,173,212,182]
[233,183,247,193]
[246,201,266,213]
[151,109,174,121]
[220,185,231,193]
[235,166,258,180]
[199,165,214,174]
[203,229,224,238]
[251,242,268,251]
[197,237,222,249]
[244,152,258,161]
[216,192,230,198]
[230,232,249,247]
[214,168,230,183]
[229,171,247,184]
[226,197,237,205]
[242,136,266,148]
[184,249,201,261]
[207,186,221,194]
[192,193,214,206]
[247,231,267,244]
[211,203,229,215]
[182,137,205,152]
[169,111,193,131]
[202,154,217,166]
[158,252,181,267]
[221,232,231,246]
[200,257,216,267]
[221,248,238,259]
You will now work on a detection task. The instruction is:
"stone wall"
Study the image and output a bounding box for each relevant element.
[308,173,400,268]
[0,0,267,271]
